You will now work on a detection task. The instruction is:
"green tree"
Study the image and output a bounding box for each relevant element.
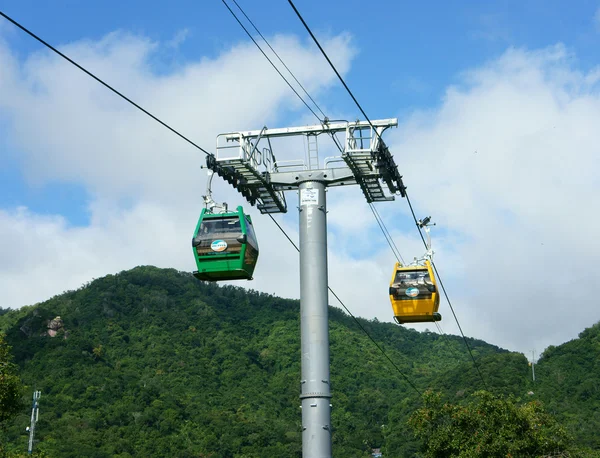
[0,333,23,424]
[0,333,24,457]
[408,390,573,457]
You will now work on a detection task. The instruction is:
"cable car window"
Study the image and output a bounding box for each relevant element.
[245,217,258,249]
[198,217,242,238]
[194,217,243,256]
[393,270,432,286]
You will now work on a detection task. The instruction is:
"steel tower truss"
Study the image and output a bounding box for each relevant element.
[207,119,405,213]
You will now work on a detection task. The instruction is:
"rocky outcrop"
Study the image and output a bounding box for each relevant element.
[47,316,67,338]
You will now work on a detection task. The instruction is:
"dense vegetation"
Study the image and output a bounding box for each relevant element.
[408,390,574,457]
[0,266,598,456]
[0,334,24,457]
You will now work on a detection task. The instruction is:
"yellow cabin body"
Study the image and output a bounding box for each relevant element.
[389,260,441,324]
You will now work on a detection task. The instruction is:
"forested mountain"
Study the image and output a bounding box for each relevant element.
[533,323,600,449]
[0,266,598,456]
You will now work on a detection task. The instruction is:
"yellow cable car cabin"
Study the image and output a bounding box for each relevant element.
[389,260,441,324]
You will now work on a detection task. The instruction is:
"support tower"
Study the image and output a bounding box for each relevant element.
[208,119,404,457]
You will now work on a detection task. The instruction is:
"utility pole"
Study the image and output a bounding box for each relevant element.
[298,179,331,456]
[27,390,41,455]
[209,119,404,457]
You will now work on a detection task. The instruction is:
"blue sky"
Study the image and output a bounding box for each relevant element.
[2,0,599,222]
[5,1,600,109]
[1,0,600,354]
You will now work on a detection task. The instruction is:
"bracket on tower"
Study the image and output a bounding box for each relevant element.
[206,118,405,213]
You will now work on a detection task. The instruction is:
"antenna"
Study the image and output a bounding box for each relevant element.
[27,390,41,455]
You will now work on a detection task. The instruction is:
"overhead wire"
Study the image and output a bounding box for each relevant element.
[268,214,421,396]
[226,0,348,162]
[220,0,323,122]
[221,0,408,268]
[229,0,327,121]
[0,8,423,395]
[369,202,405,265]
[286,0,489,390]
[406,194,489,389]
[0,11,212,158]
[286,0,377,133]
[221,2,422,394]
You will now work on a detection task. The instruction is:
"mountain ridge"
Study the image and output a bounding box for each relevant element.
[0,266,597,456]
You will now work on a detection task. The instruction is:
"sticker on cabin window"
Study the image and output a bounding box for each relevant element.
[211,240,228,252]
[300,188,319,206]
[405,287,420,298]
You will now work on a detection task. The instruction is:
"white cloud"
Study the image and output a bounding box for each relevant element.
[0,31,355,201]
[2,29,600,357]
[0,204,188,307]
[389,44,600,354]
[0,30,355,306]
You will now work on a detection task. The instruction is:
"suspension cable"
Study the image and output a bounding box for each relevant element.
[287,0,489,390]
[230,0,327,120]
[1,9,423,395]
[221,1,410,275]
[268,214,422,395]
[220,0,323,122]
[369,202,405,265]
[0,11,212,158]
[220,2,426,389]
[405,194,488,389]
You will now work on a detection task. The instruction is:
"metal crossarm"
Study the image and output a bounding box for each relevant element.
[375,142,407,197]
[342,149,392,202]
[207,154,287,213]
[208,118,402,212]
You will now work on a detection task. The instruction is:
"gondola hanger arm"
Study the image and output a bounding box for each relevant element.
[417,216,436,262]
[202,169,228,213]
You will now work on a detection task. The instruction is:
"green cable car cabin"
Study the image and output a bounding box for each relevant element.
[192,206,259,281]
[389,260,441,324]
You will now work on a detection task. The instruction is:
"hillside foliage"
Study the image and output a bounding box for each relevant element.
[0,266,597,457]
[0,333,24,458]
[408,390,572,457]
